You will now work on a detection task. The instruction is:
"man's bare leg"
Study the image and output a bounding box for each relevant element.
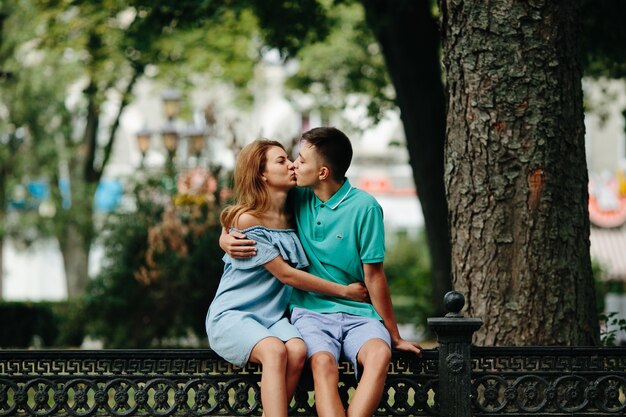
[347,339,391,417]
[310,351,346,417]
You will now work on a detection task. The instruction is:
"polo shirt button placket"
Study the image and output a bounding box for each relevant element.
[317,205,325,227]
[314,211,323,239]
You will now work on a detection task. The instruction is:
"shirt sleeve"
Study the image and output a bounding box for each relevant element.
[359,205,386,264]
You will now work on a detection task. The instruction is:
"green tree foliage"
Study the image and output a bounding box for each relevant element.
[580,0,626,78]
[384,231,433,329]
[85,174,223,348]
[0,0,257,297]
[1,0,74,293]
[285,2,393,122]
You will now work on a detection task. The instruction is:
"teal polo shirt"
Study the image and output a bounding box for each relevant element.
[289,179,385,320]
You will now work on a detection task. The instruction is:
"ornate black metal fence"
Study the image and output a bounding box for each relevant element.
[472,347,626,416]
[0,349,439,417]
[1,291,625,417]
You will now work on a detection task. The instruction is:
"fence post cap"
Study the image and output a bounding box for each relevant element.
[444,290,465,317]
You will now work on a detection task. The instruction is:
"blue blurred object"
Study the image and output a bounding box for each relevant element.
[94,179,123,212]
[27,181,49,200]
[59,178,71,209]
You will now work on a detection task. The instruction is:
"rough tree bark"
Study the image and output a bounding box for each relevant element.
[361,0,452,315]
[439,0,599,345]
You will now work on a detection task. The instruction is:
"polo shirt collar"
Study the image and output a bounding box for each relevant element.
[315,178,354,210]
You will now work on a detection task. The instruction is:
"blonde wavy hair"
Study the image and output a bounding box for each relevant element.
[220,139,287,228]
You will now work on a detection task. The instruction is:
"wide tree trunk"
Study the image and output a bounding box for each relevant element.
[361,0,452,316]
[440,0,599,345]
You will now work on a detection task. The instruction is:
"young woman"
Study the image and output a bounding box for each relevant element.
[205,139,368,417]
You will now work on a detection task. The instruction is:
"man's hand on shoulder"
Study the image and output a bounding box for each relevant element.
[219,228,257,258]
[393,338,422,357]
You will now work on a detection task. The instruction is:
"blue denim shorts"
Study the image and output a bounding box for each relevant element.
[290,307,391,377]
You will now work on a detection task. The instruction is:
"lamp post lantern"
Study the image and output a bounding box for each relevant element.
[135,89,217,175]
[161,88,182,121]
[135,128,151,167]
[187,126,206,162]
[161,122,179,175]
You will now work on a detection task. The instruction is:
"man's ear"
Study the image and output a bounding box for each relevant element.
[318,166,330,181]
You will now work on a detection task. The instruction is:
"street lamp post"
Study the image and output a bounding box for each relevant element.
[161,122,179,175]
[187,126,206,165]
[135,88,209,175]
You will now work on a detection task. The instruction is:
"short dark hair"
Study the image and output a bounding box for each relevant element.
[301,127,353,182]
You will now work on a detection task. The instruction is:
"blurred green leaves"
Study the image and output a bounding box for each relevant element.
[385,230,433,330]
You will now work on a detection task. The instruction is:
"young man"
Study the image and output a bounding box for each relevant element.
[220,127,421,417]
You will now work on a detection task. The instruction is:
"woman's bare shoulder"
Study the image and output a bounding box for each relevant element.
[233,212,263,230]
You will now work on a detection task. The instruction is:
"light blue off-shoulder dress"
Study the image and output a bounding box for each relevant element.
[206,226,309,367]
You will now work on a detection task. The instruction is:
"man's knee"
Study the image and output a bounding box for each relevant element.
[358,339,391,368]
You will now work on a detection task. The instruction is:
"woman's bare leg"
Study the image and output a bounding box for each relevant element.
[284,338,307,402]
[249,337,289,417]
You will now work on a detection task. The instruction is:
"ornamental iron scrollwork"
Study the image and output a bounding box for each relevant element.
[595,375,626,413]
[514,375,550,412]
[445,353,465,375]
[472,347,626,415]
[376,377,438,416]
[0,350,439,417]
[3,347,626,416]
